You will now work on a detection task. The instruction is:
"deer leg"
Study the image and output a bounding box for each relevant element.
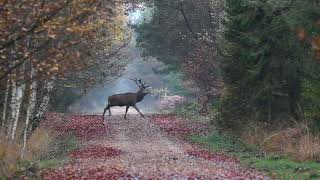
[124,106,129,119]
[102,107,108,119]
[108,106,111,116]
[133,105,145,118]
[102,105,111,119]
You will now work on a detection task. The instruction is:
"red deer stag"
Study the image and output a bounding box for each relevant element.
[102,78,149,119]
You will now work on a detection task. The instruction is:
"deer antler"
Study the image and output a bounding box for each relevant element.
[130,78,141,87]
[138,79,148,87]
[138,79,144,85]
[130,78,148,88]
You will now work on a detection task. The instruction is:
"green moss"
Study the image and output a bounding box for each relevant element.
[190,132,320,180]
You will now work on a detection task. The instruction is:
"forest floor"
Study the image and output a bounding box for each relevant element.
[40,113,269,179]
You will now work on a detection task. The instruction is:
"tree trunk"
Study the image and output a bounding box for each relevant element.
[200,94,209,113]
[7,75,17,138]
[30,79,54,132]
[21,65,37,158]
[199,87,215,114]
[1,78,10,128]
[10,75,26,141]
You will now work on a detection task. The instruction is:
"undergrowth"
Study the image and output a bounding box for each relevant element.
[0,127,78,179]
[177,99,320,179]
[36,134,78,169]
[175,101,217,123]
[191,132,320,180]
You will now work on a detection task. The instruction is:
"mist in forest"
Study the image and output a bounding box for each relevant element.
[68,35,174,114]
[68,9,189,114]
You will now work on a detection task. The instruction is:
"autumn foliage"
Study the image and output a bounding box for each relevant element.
[69,145,121,159]
[150,114,209,138]
[44,113,108,140]
[42,165,126,180]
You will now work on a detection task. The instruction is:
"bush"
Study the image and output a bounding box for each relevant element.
[240,122,320,162]
[27,128,55,159]
[302,79,320,133]
[175,101,218,123]
[0,135,21,177]
[0,126,77,178]
[175,101,202,119]
[292,135,320,162]
[0,128,50,178]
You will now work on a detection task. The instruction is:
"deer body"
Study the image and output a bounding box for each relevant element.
[102,79,149,119]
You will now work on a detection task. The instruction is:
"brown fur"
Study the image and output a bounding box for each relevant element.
[102,84,148,119]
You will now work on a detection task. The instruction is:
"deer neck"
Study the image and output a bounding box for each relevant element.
[136,89,146,102]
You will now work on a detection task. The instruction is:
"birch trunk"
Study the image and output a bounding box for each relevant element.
[30,79,54,132]
[1,78,10,128]
[21,66,37,157]
[10,77,26,141]
[35,80,53,119]
[7,76,17,138]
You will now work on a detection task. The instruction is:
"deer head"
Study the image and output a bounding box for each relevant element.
[130,78,149,98]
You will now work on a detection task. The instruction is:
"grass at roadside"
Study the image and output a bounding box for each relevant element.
[36,134,78,169]
[190,132,320,180]
[0,130,78,178]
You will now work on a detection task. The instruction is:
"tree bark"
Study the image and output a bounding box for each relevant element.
[10,73,26,141]
[29,79,54,132]
[7,74,17,138]
[21,65,37,157]
[1,78,10,128]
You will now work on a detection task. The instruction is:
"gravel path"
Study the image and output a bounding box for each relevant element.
[43,114,270,179]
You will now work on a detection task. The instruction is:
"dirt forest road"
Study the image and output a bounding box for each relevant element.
[43,114,269,179]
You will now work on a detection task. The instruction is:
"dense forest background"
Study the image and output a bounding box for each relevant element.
[134,0,320,132]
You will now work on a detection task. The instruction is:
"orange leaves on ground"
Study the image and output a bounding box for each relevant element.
[43,113,109,140]
[69,145,121,159]
[42,165,126,180]
[150,114,209,138]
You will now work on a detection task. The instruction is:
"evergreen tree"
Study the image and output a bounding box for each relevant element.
[221,0,320,130]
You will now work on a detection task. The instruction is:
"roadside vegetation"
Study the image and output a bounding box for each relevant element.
[191,132,320,180]
[0,126,78,178]
[175,102,320,180]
